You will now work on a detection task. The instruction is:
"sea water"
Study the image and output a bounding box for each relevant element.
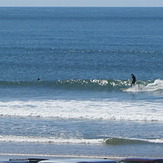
[0,7,162,158]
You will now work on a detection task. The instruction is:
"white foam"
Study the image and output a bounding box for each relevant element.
[126,137,163,144]
[147,138,163,144]
[126,79,163,92]
[0,135,103,144]
[0,98,162,121]
[0,135,162,145]
[91,79,108,86]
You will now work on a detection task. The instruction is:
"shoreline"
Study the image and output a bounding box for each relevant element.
[0,153,125,160]
[1,154,163,163]
[1,153,163,161]
[0,142,163,160]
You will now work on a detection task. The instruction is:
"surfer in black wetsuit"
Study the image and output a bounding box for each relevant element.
[131,74,136,86]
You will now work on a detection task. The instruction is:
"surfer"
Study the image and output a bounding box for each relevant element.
[131,74,136,86]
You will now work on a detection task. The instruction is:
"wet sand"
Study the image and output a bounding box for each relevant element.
[0,142,163,161]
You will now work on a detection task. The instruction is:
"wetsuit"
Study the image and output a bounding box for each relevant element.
[131,74,136,85]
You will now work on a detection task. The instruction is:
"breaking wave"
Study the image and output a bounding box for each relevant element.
[125,79,163,93]
[0,79,162,92]
[0,135,162,145]
[105,137,163,145]
[0,99,162,121]
[0,79,162,122]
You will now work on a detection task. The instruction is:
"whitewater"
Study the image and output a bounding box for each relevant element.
[0,79,162,122]
[0,96,162,121]
[0,78,162,148]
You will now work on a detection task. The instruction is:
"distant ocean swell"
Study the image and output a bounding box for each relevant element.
[0,79,162,92]
[0,135,162,145]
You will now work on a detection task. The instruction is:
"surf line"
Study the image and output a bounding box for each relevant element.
[0,153,163,159]
[0,153,129,159]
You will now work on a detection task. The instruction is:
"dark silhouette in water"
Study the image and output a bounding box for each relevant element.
[131,74,136,86]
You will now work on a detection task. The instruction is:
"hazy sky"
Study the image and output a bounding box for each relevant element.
[0,0,163,7]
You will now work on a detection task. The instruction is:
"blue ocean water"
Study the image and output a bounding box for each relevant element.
[0,7,162,158]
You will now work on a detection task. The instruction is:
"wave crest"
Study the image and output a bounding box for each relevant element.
[1,79,162,92]
[105,137,163,145]
[0,135,162,145]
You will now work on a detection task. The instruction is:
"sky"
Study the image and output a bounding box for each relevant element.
[0,0,163,7]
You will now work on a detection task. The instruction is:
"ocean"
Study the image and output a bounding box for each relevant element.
[0,7,162,159]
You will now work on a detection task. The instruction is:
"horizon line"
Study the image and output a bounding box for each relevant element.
[0,6,163,7]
